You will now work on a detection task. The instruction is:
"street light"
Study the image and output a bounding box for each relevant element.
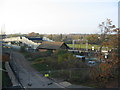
[86,40,88,52]
[72,40,75,50]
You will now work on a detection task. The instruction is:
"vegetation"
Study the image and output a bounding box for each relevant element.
[31,49,84,70]
[30,50,95,86]
[67,44,99,49]
[16,19,119,88]
[87,19,119,88]
[22,49,98,87]
[20,46,26,52]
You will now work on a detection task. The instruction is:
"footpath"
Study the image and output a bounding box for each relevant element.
[5,62,20,86]
[48,77,91,88]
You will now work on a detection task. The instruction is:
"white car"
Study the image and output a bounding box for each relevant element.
[74,55,85,60]
[88,61,95,64]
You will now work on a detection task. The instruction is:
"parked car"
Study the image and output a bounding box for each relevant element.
[74,55,85,60]
[88,61,96,64]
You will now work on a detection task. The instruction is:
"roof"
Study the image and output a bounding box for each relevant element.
[26,37,43,43]
[27,37,43,40]
[37,41,69,50]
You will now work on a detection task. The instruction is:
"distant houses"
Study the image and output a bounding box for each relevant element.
[37,41,69,52]
[3,36,69,51]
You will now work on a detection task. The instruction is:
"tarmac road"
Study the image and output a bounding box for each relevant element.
[10,51,64,89]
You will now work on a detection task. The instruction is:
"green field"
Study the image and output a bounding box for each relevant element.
[67,44,99,49]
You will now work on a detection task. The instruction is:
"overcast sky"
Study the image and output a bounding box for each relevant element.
[0,0,119,34]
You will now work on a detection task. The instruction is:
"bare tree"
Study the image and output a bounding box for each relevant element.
[98,19,116,52]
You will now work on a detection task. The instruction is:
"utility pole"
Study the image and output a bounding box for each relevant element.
[72,40,75,50]
[86,40,88,52]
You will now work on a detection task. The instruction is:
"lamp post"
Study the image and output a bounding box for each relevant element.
[72,40,75,50]
[86,40,88,52]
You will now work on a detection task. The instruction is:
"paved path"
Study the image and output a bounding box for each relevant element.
[10,51,64,88]
[5,62,20,86]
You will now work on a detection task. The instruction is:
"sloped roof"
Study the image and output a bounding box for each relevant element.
[37,41,68,50]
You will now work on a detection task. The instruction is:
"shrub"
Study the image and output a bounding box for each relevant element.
[20,46,26,52]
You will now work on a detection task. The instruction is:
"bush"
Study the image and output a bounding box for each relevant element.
[20,46,26,52]
[54,49,68,55]
[31,49,92,85]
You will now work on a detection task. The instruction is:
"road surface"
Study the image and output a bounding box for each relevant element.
[10,51,64,88]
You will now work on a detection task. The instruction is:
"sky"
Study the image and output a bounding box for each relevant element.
[0,0,119,34]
